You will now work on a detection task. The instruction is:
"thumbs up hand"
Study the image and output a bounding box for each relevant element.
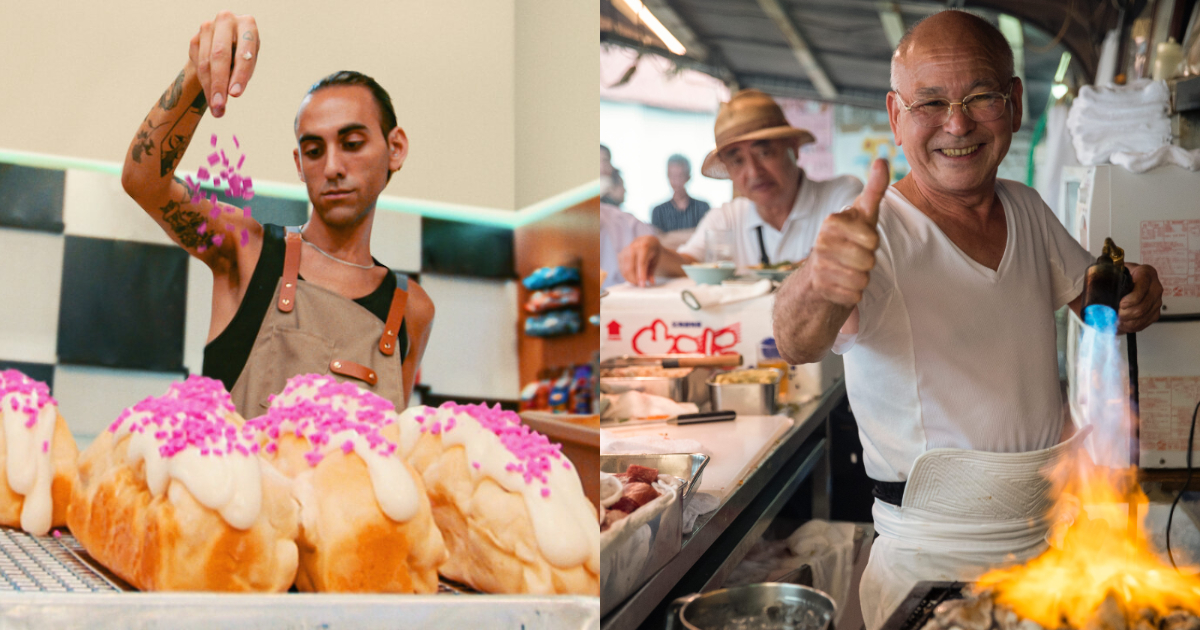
[808,159,889,306]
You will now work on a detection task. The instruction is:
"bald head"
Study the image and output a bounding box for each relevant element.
[890,10,1013,93]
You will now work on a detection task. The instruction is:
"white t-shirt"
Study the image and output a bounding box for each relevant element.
[601,203,657,289]
[678,171,862,271]
[832,180,1094,482]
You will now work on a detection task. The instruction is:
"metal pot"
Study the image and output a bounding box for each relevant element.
[666,583,836,630]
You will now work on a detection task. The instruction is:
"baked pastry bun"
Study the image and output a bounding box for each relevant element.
[67,376,299,591]
[396,402,599,595]
[0,369,78,536]
[247,374,446,593]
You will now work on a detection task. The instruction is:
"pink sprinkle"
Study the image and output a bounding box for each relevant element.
[212,177,221,187]
[221,150,229,167]
[243,206,252,218]
[191,191,202,205]
[472,461,481,469]
[240,229,249,247]
[341,440,354,454]
[52,530,61,539]
[24,418,36,429]
[197,244,207,253]
[212,234,224,247]
[563,461,571,469]
[304,450,324,467]
[237,154,245,169]
[233,135,240,149]
[265,443,277,454]
[210,134,217,147]
[207,152,220,166]
[243,188,255,201]
[197,222,207,235]
[541,488,550,498]
[41,441,48,453]
[197,167,210,181]
[209,206,220,219]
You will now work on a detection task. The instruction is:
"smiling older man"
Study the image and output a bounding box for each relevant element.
[618,90,862,286]
[772,11,1162,628]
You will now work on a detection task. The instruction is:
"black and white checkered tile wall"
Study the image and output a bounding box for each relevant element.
[0,163,521,446]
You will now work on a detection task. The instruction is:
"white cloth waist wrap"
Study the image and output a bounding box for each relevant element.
[861,429,1088,630]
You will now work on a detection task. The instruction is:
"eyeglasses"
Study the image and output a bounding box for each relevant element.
[894,84,1013,128]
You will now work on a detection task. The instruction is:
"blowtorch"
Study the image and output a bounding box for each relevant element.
[1079,237,1140,535]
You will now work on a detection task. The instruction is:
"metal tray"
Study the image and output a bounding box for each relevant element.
[0,527,600,628]
[708,368,781,416]
[600,373,691,402]
[599,453,709,507]
[600,474,684,617]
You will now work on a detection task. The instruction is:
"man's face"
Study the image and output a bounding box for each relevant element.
[718,138,800,208]
[293,85,407,229]
[887,42,1022,198]
[667,163,689,194]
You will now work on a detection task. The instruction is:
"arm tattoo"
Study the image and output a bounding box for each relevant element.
[131,116,164,163]
[158,195,214,251]
[158,71,185,110]
[159,92,208,178]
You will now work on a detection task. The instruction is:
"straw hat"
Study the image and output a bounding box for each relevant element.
[701,89,816,179]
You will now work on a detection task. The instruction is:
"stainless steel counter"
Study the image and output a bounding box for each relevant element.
[601,379,844,630]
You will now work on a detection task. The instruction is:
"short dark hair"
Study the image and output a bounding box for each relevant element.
[305,70,398,137]
[667,154,690,174]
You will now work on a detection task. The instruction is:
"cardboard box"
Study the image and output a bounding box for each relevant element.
[601,278,842,402]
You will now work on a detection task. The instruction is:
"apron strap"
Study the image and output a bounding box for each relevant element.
[279,232,302,313]
[380,286,407,356]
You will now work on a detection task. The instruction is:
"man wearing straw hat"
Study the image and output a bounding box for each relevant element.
[619,89,862,286]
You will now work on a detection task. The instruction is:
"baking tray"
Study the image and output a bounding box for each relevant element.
[0,527,600,628]
[600,474,684,617]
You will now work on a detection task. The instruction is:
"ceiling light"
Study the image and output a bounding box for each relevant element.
[616,0,687,56]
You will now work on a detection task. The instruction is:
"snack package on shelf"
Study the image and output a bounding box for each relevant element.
[522,266,581,291]
[548,372,572,413]
[569,365,593,415]
[525,310,581,337]
[524,286,581,313]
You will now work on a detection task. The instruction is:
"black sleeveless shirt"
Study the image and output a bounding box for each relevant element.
[203,224,408,392]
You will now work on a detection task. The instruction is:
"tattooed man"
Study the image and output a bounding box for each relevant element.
[122,11,434,417]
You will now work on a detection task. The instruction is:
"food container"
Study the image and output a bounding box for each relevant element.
[599,453,709,508]
[707,368,781,416]
[600,474,684,617]
[599,368,692,402]
[666,583,836,630]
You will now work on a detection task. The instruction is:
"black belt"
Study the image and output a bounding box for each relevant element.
[872,479,906,506]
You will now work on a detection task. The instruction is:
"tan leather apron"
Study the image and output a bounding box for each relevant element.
[230,231,411,418]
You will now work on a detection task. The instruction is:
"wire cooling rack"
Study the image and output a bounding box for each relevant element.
[0,528,123,592]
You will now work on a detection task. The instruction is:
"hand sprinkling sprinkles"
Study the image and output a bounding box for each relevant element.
[181,134,256,252]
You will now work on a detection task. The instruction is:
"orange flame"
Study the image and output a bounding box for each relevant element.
[976,451,1200,627]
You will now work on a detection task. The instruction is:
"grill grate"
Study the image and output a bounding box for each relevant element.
[880,581,970,630]
[0,528,122,592]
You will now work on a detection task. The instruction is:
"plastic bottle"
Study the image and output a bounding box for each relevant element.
[1153,37,1183,81]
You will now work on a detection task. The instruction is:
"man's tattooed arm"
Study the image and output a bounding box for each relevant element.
[157,194,214,251]
[159,92,207,177]
[158,70,185,110]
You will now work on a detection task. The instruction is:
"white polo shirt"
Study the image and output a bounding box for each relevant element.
[831,180,1094,482]
[678,170,863,270]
